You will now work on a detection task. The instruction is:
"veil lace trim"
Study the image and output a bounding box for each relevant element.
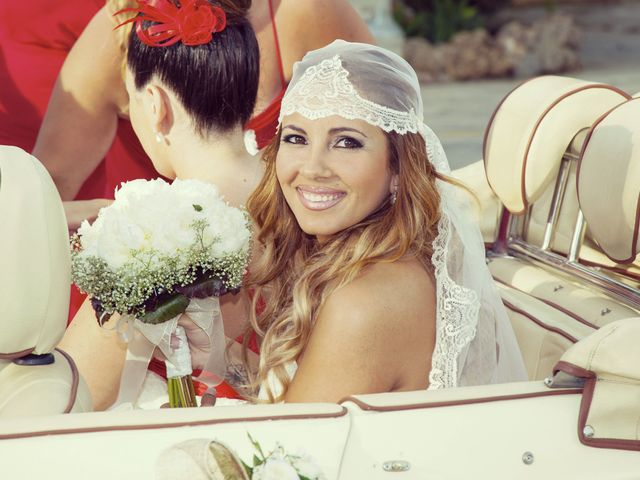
[428,209,480,389]
[279,55,422,135]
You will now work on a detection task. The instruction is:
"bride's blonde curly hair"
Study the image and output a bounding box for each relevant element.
[244,130,446,402]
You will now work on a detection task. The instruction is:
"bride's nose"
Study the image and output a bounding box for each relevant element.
[299,144,333,178]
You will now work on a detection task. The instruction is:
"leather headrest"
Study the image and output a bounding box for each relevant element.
[577,98,640,264]
[0,146,70,358]
[484,76,629,214]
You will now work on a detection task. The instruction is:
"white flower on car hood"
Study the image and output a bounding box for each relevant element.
[252,458,300,480]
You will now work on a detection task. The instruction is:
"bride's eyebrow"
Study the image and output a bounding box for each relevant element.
[329,127,368,138]
[282,125,306,134]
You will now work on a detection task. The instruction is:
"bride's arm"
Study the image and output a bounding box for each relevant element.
[58,298,127,411]
[284,261,436,403]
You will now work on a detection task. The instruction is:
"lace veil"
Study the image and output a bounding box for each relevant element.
[279,40,526,388]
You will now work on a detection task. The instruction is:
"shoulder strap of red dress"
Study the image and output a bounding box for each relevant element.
[268,0,286,88]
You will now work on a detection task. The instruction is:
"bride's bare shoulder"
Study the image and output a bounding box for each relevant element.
[319,258,436,333]
[295,259,436,396]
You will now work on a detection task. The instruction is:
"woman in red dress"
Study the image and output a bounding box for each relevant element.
[32,0,373,321]
[0,0,111,234]
[33,0,373,203]
[0,0,101,152]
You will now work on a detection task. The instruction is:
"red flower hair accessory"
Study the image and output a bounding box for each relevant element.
[115,0,227,47]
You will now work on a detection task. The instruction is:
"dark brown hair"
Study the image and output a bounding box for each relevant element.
[127,0,259,136]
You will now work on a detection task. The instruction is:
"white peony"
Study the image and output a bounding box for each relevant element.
[72,178,252,317]
[76,178,250,271]
[291,453,326,480]
[252,458,300,480]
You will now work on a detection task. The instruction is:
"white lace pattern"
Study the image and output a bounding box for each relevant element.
[279,55,422,135]
[428,209,479,389]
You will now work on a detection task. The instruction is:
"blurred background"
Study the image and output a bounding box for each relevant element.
[349,0,640,168]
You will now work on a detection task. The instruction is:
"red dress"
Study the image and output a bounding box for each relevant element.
[0,1,105,321]
[0,0,102,151]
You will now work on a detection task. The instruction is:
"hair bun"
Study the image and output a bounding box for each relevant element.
[214,0,251,20]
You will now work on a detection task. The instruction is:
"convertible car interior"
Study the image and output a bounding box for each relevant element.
[0,76,638,479]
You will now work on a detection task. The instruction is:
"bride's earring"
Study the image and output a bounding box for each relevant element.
[390,176,399,205]
[154,131,163,144]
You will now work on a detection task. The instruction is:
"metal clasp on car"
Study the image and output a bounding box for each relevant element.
[544,371,585,388]
[382,460,411,472]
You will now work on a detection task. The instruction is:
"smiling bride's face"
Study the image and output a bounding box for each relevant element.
[276,113,396,241]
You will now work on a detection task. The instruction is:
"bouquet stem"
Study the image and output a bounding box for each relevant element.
[166,326,197,408]
[167,375,197,408]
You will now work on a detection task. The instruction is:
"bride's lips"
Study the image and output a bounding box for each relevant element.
[295,185,346,211]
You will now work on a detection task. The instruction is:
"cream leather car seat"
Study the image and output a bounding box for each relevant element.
[484,75,629,214]
[578,97,640,266]
[482,77,639,379]
[0,146,92,417]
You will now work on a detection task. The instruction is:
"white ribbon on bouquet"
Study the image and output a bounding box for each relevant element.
[110,296,227,408]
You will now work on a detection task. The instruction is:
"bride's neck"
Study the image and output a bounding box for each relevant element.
[167,127,262,206]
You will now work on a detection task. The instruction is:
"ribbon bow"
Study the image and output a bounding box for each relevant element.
[115,0,227,47]
[110,297,227,409]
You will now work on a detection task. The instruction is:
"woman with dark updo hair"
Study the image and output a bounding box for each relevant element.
[34,0,372,323]
[34,0,373,217]
[59,0,266,410]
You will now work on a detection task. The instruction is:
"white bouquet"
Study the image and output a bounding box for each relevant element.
[71,178,251,407]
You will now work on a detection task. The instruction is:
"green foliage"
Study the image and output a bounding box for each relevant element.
[394,0,495,44]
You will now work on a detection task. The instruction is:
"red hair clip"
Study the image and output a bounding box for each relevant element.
[115,0,227,47]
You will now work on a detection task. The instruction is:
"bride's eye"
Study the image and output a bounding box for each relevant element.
[282,134,307,145]
[334,136,363,149]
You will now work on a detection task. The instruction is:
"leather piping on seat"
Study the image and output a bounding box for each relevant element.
[516,85,629,215]
[576,97,640,265]
[482,78,536,200]
[501,299,579,343]
[55,348,80,414]
[493,277,598,330]
[484,83,630,216]
[555,361,640,452]
[0,347,35,360]
[482,77,536,166]
[0,407,349,441]
[341,388,580,413]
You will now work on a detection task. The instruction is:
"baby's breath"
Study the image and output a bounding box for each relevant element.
[71,179,251,319]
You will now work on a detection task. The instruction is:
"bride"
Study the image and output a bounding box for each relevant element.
[244,40,527,402]
[63,2,525,406]
[60,0,262,409]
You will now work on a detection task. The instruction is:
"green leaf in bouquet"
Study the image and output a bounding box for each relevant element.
[252,454,261,467]
[192,204,203,212]
[178,274,228,298]
[138,293,190,324]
